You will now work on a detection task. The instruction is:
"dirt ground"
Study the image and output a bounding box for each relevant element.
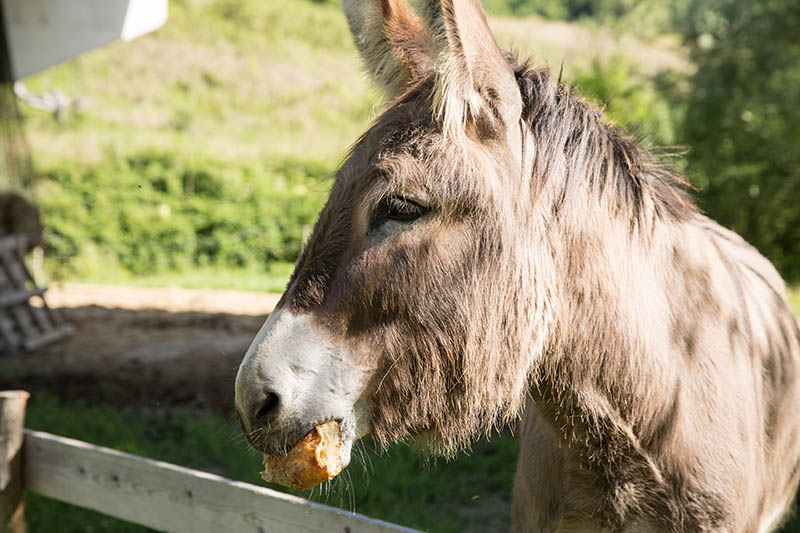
[0,284,281,411]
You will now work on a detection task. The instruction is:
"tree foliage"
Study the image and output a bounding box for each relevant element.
[679,0,800,282]
[484,0,673,31]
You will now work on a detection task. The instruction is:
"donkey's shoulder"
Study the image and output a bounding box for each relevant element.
[696,214,789,306]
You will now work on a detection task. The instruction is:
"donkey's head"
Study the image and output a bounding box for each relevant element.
[235,0,552,468]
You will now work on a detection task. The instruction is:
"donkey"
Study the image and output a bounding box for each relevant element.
[235,0,800,530]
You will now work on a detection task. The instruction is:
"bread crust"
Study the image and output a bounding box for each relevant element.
[261,420,343,490]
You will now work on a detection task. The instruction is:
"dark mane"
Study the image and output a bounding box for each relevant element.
[512,57,697,227]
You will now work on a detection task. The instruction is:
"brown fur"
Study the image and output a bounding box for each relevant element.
[343,0,433,99]
[252,1,800,530]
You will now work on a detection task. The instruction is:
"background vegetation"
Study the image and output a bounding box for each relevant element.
[9,0,800,531]
[21,0,374,284]
[679,0,800,281]
[19,0,798,286]
[17,0,695,286]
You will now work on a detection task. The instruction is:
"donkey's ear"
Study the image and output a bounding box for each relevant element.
[343,0,433,99]
[421,0,521,139]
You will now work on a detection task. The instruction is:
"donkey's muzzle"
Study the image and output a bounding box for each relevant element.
[235,373,316,456]
[234,308,368,460]
[238,388,281,431]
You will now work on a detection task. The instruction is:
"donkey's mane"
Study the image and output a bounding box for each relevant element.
[337,56,703,456]
[511,57,697,226]
[363,55,698,230]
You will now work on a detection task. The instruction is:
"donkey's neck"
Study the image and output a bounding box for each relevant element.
[517,61,697,441]
[511,62,720,526]
[521,189,732,525]
[514,213,674,527]
[539,206,683,447]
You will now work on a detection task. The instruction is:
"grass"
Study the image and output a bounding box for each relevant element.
[17,0,688,175]
[788,286,800,317]
[19,0,685,171]
[23,393,517,533]
[61,262,295,293]
[22,390,800,532]
[19,0,375,280]
[14,0,690,283]
[20,0,378,171]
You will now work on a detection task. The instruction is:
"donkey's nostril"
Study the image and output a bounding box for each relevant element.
[255,391,280,423]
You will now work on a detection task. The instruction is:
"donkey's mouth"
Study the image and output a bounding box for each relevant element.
[249,411,359,486]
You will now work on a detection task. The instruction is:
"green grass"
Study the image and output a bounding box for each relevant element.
[20,0,365,280]
[788,286,800,317]
[22,393,800,532]
[63,262,295,293]
[23,394,517,532]
[20,0,684,170]
[21,0,378,170]
[18,0,686,174]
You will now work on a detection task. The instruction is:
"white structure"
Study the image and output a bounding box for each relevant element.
[1,0,168,80]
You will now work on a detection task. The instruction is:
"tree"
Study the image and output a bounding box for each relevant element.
[679,0,800,282]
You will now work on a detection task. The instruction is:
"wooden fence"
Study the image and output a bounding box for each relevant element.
[0,391,418,533]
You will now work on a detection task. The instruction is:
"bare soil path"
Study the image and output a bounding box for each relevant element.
[0,284,280,411]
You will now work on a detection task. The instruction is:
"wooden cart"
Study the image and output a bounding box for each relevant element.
[0,234,72,355]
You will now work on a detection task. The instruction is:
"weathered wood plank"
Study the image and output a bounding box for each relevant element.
[1,391,29,533]
[21,324,74,352]
[0,289,45,308]
[0,237,26,257]
[24,430,418,533]
[0,234,73,354]
[0,312,20,355]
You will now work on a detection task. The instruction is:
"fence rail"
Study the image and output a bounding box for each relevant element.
[1,391,417,533]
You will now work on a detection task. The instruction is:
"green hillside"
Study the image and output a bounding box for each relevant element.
[15,0,688,283]
[23,0,375,169]
[22,0,685,168]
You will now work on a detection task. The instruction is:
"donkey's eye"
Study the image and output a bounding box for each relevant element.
[372,196,425,228]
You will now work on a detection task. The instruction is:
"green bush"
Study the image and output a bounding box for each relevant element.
[484,0,671,23]
[678,0,800,283]
[35,152,332,278]
[571,56,681,147]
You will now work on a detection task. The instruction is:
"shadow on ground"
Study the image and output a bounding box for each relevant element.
[0,305,265,412]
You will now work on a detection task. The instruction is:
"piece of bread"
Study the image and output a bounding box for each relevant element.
[261,420,343,490]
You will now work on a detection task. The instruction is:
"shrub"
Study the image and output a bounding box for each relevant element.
[678,0,800,282]
[35,151,331,278]
[571,56,681,147]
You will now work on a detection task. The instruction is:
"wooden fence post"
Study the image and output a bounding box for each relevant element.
[0,391,29,533]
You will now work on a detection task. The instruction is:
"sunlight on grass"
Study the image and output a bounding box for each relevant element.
[788,286,800,317]
[21,0,378,169]
[66,262,295,293]
[19,0,684,171]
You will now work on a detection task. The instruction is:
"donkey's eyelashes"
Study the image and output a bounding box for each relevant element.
[370,196,427,231]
